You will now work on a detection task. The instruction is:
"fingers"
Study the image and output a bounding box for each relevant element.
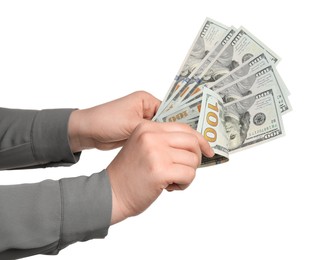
[164,164,196,191]
[169,147,201,167]
[164,133,202,164]
[106,119,213,223]
[139,121,214,158]
[159,123,213,157]
[134,91,161,120]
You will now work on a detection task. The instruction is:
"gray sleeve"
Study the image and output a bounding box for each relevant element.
[0,108,112,259]
[0,107,80,170]
[0,170,112,259]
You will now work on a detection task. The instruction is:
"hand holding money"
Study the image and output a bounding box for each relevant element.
[107,121,213,224]
[68,91,161,152]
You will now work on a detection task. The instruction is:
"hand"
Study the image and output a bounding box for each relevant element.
[68,91,161,152]
[106,121,214,225]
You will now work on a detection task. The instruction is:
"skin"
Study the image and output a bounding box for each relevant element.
[67,91,214,225]
[68,91,162,152]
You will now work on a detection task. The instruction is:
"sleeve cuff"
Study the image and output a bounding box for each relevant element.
[32,109,80,166]
[58,170,112,248]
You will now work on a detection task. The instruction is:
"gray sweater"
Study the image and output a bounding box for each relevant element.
[0,108,112,259]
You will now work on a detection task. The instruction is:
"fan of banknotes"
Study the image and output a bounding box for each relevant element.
[153,18,291,167]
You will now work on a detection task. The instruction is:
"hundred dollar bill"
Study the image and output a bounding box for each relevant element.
[156,27,236,118]
[154,18,228,118]
[223,87,285,153]
[157,96,202,123]
[159,86,285,167]
[159,63,290,123]
[196,88,229,166]
[177,52,271,105]
[217,64,291,114]
[175,27,281,106]
[198,87,285,166]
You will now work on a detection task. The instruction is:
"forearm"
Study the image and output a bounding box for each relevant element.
[0,108,79,170]
[0,170,112,259]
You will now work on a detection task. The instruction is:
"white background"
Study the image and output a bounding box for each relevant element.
[0,0,317,259]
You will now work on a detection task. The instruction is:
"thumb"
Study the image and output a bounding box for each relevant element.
[141,94,161,120]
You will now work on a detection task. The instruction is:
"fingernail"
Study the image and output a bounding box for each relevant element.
[208,147,214,157]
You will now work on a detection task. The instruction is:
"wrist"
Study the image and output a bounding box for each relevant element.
[110,188,127,225]
[107,164,131,225]
[68,109,84,153]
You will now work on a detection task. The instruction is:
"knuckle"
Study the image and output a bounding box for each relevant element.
[181,122,195,132]
[138,134,168,173]
[133,90,150,99]
[180,122,192,130]
[186,168,196,183]
[192,153,200,167]
[186,134,200,150]
[147,149,159,165]
[138,131,154,149]
[148,157,168,180]
[190,134,200,145]
[135,121,150,135]
[148,160,164,175]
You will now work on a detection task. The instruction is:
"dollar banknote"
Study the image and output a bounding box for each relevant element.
[222,87,285,153]
[158,61,290,124]
[170,27,281,108]
[157,96,202,123]
[177,52,272,105]
[154,18,289,166]
[216,64,291,114]
[197,87,285,166]
[196,88,229,166]
[154,18,229,118]
[156,28,237,116]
